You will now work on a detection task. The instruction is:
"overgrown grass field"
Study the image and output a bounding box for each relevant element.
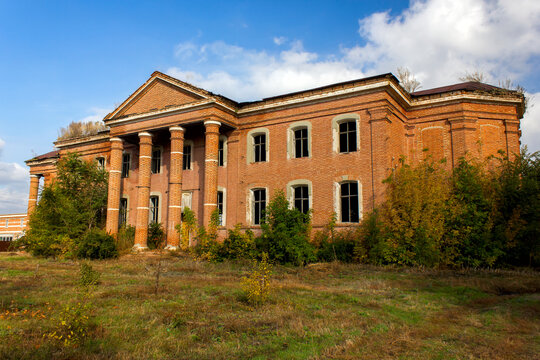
[1,252,538,359]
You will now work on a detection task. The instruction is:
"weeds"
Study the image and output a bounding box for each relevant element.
[241,253,273,306]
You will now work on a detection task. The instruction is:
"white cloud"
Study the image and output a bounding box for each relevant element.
[0,138,29,214]
[78,107,112,123]
[521,93,540,152]
[273,36,287,45]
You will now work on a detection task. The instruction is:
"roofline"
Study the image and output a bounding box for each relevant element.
[54,132,110,148]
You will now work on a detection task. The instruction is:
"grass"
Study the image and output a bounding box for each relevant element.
[0,252,538,359]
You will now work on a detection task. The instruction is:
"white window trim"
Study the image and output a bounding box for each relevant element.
[287,121,312,159]
[149,192,162,224]
[286,179,313,211]
[247,187,268,225]
[217,186,227,226]
[333,179,362,224]
[218,135,228,167]
[183,140,194,170]
[151,146,164,174]
[181,191,193,211]
[332,113,360,154]
[247,128,270,164]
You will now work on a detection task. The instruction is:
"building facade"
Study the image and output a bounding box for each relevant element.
[25,72,524,249]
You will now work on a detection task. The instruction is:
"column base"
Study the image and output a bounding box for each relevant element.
[132,244,148,252]
[164,245,178,251]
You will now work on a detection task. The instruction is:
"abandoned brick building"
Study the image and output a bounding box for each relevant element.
[25,71,524,250]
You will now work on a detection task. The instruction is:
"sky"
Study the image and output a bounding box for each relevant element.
[0,0,539,214]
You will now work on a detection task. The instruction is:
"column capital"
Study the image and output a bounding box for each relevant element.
[138,131,152,137]
[110,137,123,142]
[204,120,221,127]
[169,126,185,132]
[30,174,41,178]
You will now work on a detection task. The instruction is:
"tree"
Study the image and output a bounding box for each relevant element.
[396,67,421,92]
[22,153,109,258]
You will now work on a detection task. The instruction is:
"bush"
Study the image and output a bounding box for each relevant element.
[256,190,315,265]
[147,222,165,250]
[116,225,135,253]
[75,229,118,259]
[241,253,272,306]
[219,225,256,260]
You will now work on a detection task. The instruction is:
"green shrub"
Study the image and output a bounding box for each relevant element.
[219,225,256,260]
[78,262,100,287]
[315,227,358,263]
[116,224,135,253]
[256,190,315,265]
[147,222,165,250]
[75,229,118,259]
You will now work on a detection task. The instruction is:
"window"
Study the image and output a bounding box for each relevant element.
[20,219,24,227]
[217,191,224,225]
[252,189,266,225]
[0,235,13,242]
[119,198,128,226]
[96,157,106,170]
[151,147,161,174]
[149,196,159,224]
[340,182,359,223]
[5,219,8,228]
[339,121,357,153]
[294,128,309,158]
[254,134,266,162]
[183,144,192,170]
[293,185,309,214]
[218,140,224,167]
[122,153,131,178]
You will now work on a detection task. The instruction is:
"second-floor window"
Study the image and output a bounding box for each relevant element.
[151,148,161,174]
[254,134,266,162]
[122,153,131,178]
[339,121,358,153]
[183,145,192,170]
[218,140,225,166]
[294,128,309,158]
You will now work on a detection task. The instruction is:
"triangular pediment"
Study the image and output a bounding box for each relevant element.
[106,72,210,120]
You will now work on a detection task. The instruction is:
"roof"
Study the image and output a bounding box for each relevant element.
[30,150,60,161]
[411,82,505,96]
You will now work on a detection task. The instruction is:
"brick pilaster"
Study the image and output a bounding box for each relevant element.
[368,108,392,208]
[27,174,41,217]
[203,120,221,227]
[134,132,153,250]
[504,120,521,160]
[165,126,185,250]
[449,116,478,165]
[106,137,124,235]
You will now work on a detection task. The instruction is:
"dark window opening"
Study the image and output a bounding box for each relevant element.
[293,185,309,214]
[339,121,357,153]
[218,140,225,166]
[97,157,105,170]
[340,182,359,223]
[253,134,266,162]
[183,145,191,170]
[119,198,128,226]
[121,153,130,178]
[294,128,309,158]
[253,189,266,225]
[151,148,161,174]
[149,196,159,224]
[217,191,224,225]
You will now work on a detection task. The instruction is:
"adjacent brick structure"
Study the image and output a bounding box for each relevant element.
[25,72,525,248]
[0,214,27,251]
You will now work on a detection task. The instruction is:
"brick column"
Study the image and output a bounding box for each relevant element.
[27,174,41,216]
[134,132,153,250]
[106,137,124,235]
[203,120,221,227]
[165,126,185,250]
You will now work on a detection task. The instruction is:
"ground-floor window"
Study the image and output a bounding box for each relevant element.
[217,191,224,225]
[149,196,159,224]
[340,182,360,223]
[293,185,309,214]
[252,189,266,225]
[119,198,128,226]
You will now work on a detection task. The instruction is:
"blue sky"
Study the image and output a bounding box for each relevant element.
[0,0,539,213]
